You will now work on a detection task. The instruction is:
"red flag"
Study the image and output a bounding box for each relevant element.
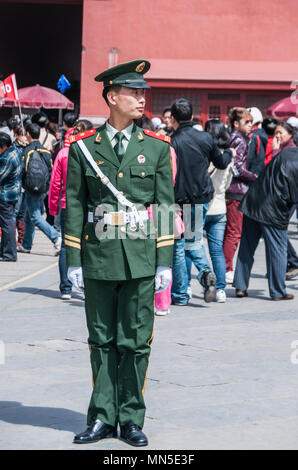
[0,73,19,101]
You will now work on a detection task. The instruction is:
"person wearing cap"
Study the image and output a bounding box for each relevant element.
[287,116,298,130]
[65,59,174,447]
[246,107,267,176]
[151,116,167,136]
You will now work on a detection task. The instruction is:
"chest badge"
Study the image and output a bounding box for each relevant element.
[96,160,104,166]
[137,155,146,164]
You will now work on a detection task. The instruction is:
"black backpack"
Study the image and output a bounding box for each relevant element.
[24,149,49,194]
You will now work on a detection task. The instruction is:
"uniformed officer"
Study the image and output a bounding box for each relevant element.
[65,59,175,447]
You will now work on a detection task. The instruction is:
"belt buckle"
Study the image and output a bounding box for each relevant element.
[111,210,126,226]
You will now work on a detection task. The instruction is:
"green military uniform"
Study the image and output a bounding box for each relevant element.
[65,60,174,430]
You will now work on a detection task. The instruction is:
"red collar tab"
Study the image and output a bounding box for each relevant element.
[69,129,96,144]
[143,129,171,143]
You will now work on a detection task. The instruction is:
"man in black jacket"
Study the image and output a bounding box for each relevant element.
[246,107,267,176]
[233,146,298,300]
[170,98,233,305]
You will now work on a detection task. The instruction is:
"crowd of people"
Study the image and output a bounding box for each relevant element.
[137,102,298,314]
[0,102,298,312]
[0,111,93,298]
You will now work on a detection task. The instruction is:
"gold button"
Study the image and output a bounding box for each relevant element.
[120,191,124,195]
[118,172,123,178]
[141,172,145,177]
[121,226,126,233]
[85,235,89,240]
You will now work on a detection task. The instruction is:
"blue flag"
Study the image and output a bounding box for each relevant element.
[57,74,71,94]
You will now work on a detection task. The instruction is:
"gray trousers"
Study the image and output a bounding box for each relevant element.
[233,215,288,298]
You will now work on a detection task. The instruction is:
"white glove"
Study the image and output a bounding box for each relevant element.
[67,266,84,291]
[155,266,172,293]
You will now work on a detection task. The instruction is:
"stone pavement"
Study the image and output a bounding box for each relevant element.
[0,220,298,450]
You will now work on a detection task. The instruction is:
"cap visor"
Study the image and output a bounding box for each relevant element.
[122,83,150,89]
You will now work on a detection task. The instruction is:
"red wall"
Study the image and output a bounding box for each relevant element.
[80,0,298,119]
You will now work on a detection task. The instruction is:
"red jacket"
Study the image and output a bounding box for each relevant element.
[264,136,274,166]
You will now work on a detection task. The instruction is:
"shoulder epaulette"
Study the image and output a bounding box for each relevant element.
[69,129,96,144]
[143,129,171,143]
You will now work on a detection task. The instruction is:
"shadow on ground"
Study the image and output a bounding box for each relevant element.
[0,401,85,433]
[19,252,57,258]
[225,288,266,300]
[10,287,84,302]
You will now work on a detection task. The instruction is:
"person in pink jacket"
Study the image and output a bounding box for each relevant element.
[48,119,93,299]
[135,115,182,316]
[155,146,183,315]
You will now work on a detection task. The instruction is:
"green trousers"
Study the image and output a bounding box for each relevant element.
[84,275,155,429]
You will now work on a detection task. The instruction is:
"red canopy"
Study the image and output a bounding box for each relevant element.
[0,84,74,109]
[266,96,298,119]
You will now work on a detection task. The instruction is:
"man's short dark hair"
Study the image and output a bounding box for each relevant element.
[23,117,32,128]
[7,117,19,130]
[171,98,193,123]
[74,119,94,134]
[0,132,12,149]
[102,85,122,106]
[162,107,171,115]
[31,111,48,128]
[26,123,40,139]
[63,112,77,128]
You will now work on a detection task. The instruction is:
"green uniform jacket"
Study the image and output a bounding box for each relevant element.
[65,124,175,280]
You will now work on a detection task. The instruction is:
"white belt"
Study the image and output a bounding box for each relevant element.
[88,210,149,227]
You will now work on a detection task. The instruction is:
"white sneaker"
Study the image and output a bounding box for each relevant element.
[17,245,31,253]
[54,236,62,256]
[225,270,234,284]
[61,293,71,300]
[155,308,170,316]
[187,286,192,299]
[216,289,226,303]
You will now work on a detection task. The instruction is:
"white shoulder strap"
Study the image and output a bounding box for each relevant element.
[77,139,134,209]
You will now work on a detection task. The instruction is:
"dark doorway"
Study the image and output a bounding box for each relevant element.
[0,1,83,122]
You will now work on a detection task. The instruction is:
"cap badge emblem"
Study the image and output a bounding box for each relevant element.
[136,62,146,73]
[137,155,146,164]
